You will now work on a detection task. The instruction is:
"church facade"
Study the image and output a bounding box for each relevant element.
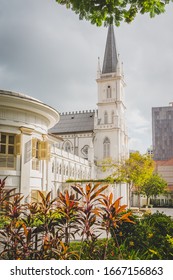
[50,25,129,179]
[0,26,129,205]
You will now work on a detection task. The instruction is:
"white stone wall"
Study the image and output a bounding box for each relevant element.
[50,143,91,194]
[59,132,93,160]
[0,132,91,201]
[0,91,91,202]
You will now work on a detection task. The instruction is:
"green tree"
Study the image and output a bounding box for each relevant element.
[141,173,167,206]
[56,0,172,26]
[111,152,155,207]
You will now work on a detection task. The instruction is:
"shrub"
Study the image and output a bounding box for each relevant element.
[0,216,10,229]
[115,211,173,259]
[0,180,134,259]
[70,239,120,260]
[2,178,172,260]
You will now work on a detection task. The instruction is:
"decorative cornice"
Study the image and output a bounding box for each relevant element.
[60,110,95,116]
[20,127,34,135]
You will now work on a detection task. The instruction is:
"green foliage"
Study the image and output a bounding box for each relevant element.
[166,234,173,247]
[115,211,173,259]
[115,152,154,187]
[0,216,10,229]
[1,178,173,259]
[55,0,172,26]
[107,151,155,207]
[66,178,114,183]
[70,239,120,260]
[141,173,168,205]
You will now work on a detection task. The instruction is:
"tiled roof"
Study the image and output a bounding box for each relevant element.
[167,185,173,191]
[155,158,173,166]
[49,110,95,134]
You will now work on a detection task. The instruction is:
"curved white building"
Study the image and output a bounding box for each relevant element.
[0,90,91,201]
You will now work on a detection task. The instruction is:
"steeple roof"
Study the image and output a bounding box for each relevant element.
[102,25,118,74]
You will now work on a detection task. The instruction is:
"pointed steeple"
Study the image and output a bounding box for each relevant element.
[102,25,118,74]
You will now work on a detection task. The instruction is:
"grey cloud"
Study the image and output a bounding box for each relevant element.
[0,0,173,153]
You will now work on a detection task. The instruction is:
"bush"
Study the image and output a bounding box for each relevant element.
[0,216,10,229]
[0,180,133,260]
[114,211,173,259]
[70,239,120,260]
[0,178,173,260]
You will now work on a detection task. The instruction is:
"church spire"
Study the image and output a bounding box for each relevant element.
[102,25,118,74]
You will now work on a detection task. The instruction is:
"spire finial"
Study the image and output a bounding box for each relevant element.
[97,57,101,78]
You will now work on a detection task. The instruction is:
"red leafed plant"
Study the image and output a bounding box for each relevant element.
[0,177,16,214]
[72,183,108,241]
[0,178,135,260]
[98,193,134,259]
[55,190,81,245]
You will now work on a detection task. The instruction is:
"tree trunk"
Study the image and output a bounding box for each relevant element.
[137,193,140,208]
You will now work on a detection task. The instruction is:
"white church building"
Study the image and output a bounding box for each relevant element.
[0,26,129,205]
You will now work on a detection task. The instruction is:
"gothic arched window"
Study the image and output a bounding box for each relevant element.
[64,141,72,153]
[107,86,112,98]
[52,160,55,173]
[103,137,110,158]
[104,111,108,124]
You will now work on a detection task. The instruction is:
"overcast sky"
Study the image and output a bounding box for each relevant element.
[0,0,173,153]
